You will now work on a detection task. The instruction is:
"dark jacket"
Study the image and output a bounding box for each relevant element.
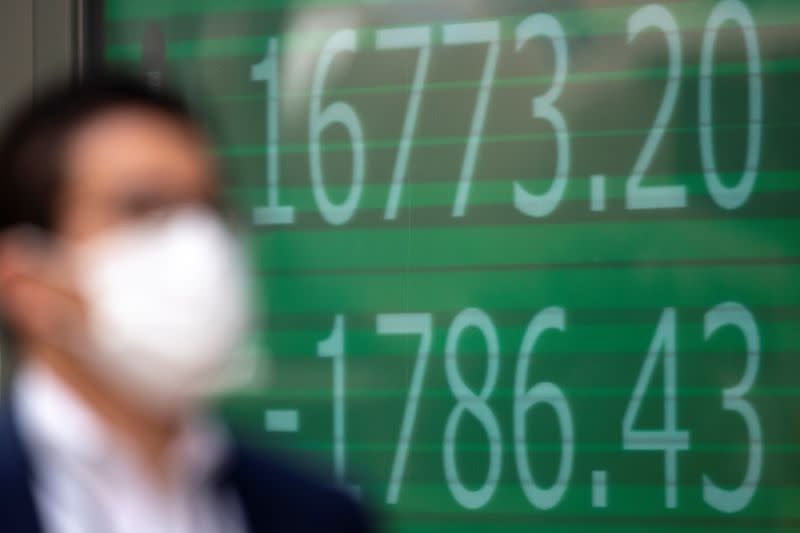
[0,405,372,533]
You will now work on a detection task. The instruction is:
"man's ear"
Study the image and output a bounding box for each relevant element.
[0,231,33,337]
[0,226,53,281]
[0,227,61,339]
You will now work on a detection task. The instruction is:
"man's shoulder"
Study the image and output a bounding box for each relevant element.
[225,441,374,533]
[0,404,30,484]
[0,404,42,533]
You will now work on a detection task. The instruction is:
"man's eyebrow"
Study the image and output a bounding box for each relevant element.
[113,187,173,212]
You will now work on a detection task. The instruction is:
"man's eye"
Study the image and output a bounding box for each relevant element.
[117,192,168,218]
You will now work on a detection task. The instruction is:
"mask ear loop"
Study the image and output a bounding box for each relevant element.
[0,225,93,368]
[0,228,46,388]
[3,225,82,303]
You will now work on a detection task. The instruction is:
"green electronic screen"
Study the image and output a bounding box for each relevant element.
[103,0,799,530]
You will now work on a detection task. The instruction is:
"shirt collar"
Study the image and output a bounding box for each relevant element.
[13,362,230,485]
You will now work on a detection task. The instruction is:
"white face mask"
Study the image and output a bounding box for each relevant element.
[67,208,251,416]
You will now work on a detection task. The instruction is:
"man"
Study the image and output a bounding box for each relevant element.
[0,75,372,533]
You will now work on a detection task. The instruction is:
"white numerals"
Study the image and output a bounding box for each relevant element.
[322,303,762,512]
[377,313,434,504]
[625,4,687,210]
[699,0,762,209]
[376,27,432,220]
[622,308,690,508]
[443,21,501,217]
[250,37,295,224]
[443,308,502,509]
[253,0,761,225]
[310,30,366,225]
[702,302,762,513]
[317,315,349,482]
[513,15,570,217]
[514,307,574,509]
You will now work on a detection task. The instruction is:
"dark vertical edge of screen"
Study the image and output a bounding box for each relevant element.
[76,0,105,78]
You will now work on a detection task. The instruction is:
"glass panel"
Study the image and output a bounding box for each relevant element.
[104,1,800,529]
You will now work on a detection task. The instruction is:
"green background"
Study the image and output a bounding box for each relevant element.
[105,0,799,530]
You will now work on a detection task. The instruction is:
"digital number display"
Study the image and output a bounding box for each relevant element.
[103,0,800,530]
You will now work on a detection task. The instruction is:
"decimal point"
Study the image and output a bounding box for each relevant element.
[590,175,607,212]
[592,470,608,508]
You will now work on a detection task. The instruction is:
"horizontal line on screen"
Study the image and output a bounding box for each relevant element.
[258,255,800,277]
[238,194,800,232]
[216,120,791,157]
[237,439,798,453]
[384,511,800,528]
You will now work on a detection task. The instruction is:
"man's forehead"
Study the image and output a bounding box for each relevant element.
[53,107,219,241]
[63,108,214,188]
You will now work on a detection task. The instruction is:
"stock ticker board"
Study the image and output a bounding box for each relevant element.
[103,0,799,530]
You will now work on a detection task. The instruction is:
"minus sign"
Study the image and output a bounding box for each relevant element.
[265,409,300,432]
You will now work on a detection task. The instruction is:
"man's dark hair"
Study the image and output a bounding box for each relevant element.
[0,73,195,236]
[0,74,196,376]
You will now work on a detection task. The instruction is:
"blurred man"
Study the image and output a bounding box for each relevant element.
[0,76,371,533]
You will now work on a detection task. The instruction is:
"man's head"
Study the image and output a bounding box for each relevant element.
[0,75,246,415]
[0,75,218,236]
